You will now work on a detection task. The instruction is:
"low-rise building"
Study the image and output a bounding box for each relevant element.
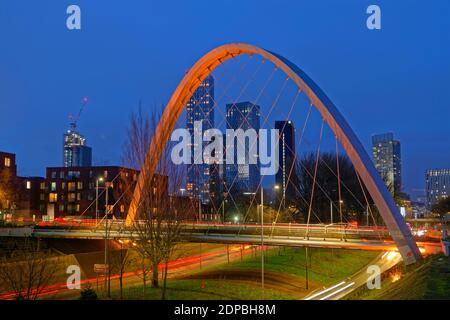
[0,151,45,218]
[44,166,140,219]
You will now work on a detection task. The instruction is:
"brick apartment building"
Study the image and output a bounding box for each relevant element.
[0,151,45,218]
[1,151,190,220]
[44,166,142,219]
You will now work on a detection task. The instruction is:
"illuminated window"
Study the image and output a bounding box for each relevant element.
[4,157,11,167]
[68,182,76,191]
[49,193,58,202]
[51,182,57,191]
[120,205,125,213]
[26,181,31,189]
[77,193,81,201]
[77,182,83,190]
[68,193,76,202]
[59,204,64,212]
[40,182,46,190]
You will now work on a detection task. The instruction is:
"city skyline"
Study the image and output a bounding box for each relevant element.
[1,1,449,200]
[0,2,448,304]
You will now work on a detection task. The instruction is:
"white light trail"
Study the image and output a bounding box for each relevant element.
[319,282,355,300]
[304,281,346,300]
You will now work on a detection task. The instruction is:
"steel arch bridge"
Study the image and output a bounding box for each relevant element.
[125,43,422,265]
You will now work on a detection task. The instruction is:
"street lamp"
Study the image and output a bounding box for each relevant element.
[103,180,113,297]
[260,186,264,297]
[274,184,283,210]
[95,177,104,223]
[330,199,344,225]
[198,197,202,223]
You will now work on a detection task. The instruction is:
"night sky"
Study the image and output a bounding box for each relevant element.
[0,0,449,200]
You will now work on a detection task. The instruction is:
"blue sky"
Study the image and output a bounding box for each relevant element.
[0,0,449,199]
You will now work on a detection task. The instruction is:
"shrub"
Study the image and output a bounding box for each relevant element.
[79,287,98,300]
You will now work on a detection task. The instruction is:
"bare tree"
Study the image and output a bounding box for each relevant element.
[0,167,20,214]
[295,152,372,224]
[132,249,151,298]
[0,238,58,300]
[109,242,133,299]
[122,106,195,299]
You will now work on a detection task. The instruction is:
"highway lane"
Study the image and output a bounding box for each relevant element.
[304,251,403,300]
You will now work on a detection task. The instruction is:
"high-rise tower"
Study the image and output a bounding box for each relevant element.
[63,124,92,167]
[225,101,261,195]
[186,75,215,205]
[372,132,401,194]
[275,120,297,207]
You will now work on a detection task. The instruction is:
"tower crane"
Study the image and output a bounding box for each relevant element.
[68,96,89,130]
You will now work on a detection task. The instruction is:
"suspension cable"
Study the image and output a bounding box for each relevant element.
[305,119,325,239]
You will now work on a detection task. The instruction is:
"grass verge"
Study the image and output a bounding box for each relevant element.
[347,254,450,300]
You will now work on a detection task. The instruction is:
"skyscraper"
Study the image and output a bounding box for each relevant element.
[372,133,401,194]
[425,168,450,209]
[225,101,261,195]
[63,124,92,167]
[186,75,215,205]
[275,120,297,207]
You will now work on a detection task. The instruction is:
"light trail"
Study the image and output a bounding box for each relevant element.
[304,281,346,300]
[0,244,254,300]
[319,282,355,300]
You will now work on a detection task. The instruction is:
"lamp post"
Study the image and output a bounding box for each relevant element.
[198,197,202,223]
[104,181,112,297]
[274,184,281,210]
[260,186,264,296]
[330,200,333,225]
[222,198,225,223]
[366,204,369,226]
[95,177,104,224]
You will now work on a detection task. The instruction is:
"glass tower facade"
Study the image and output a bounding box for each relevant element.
[186,75,215,205]
[63,126,92,167]
[275,120,297,206]
[225,101,261,195]
[372,132,401,194]
[425,169,450,209]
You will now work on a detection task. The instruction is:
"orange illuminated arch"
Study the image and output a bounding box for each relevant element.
[126,43,421,264]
